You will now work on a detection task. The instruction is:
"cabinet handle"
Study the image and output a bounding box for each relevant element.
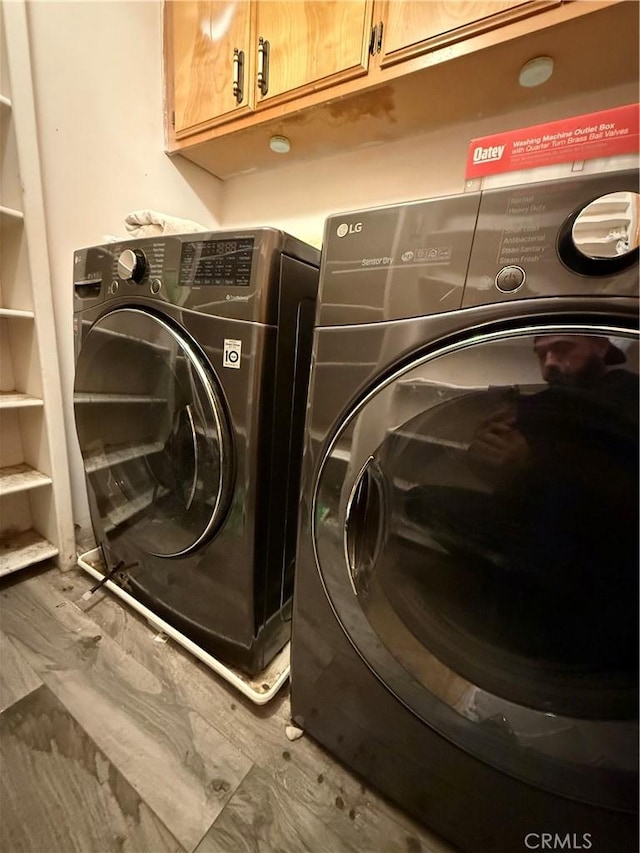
[232,48,244,104]
[257,36,270,96]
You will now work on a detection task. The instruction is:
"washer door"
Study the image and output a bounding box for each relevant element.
[313,322,638,811]
[74,308,234,558]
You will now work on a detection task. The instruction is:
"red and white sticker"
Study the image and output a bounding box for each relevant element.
[466,103,639,180]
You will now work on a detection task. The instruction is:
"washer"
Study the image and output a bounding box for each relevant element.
[73,229,319,675]
[291,171,638,851]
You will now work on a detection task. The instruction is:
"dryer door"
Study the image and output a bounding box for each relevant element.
[74,308,234,558]
[313,322,638,811]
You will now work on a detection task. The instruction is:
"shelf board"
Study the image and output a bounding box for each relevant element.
[89,325,172,354]
[574,215,631,227]
[0,463,52,497]
[0,392,44,409]
[0,528,58,578]
[74,392,168,405]
[104,487,156,533]
[0,307,34,319]
[0,204,24,221]
[84,440,164,473]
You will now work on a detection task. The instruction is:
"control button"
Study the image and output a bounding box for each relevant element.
[495,265,526,292]
[117,248,147,283]
[150,279,162,294]
[108,280,119,295]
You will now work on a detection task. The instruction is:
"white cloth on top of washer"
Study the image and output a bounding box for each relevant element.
[124,209,209,237]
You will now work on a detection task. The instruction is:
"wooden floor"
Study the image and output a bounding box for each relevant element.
[0,551,457,853]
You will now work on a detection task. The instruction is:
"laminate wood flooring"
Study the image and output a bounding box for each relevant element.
[0,560,457,853]
[0,627,42,712]
[1,685,184,853]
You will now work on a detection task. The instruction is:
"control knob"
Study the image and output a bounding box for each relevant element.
[117,248,147,283]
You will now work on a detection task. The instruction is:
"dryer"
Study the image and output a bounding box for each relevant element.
[291,172,638,851]
[73,229,319,675]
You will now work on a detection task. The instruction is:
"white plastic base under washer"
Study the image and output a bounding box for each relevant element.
[77,548,290,705]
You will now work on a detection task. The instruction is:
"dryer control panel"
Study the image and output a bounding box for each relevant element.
[318,169,639,325]
[463,169,639,308]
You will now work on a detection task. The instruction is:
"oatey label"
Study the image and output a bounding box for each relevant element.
[223,338,241,369]
[465,104,639,180]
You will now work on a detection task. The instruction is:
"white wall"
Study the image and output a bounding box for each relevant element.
[220,82,639,246]
[27,0,223,526]
[26,0,637,529]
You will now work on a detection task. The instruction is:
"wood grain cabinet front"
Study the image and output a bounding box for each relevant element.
[375,0,560,68]
[166,0,373,138]
[167,1,254,134]
[254,1,372,107]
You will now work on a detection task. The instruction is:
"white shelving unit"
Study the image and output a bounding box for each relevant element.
[0,0,75,576]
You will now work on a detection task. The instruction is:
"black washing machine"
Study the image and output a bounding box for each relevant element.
[291,171,639,851]
[73,229,319,674]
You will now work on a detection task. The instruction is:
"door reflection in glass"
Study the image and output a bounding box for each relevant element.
[75,310,230,558]
[353,334,638,719]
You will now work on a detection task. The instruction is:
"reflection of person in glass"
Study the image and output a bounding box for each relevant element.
[468,335,637,480]
[407,334,638,670]
[533,333,637,398]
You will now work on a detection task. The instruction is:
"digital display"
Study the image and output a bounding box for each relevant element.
[179,238,254,286]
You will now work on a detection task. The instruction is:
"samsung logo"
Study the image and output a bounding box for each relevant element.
[337,222,363,238]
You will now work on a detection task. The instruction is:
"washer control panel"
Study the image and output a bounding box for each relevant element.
[73,228,320,322]
[179,237,254,287]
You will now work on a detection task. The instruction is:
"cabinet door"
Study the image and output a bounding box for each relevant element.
[255,1,372,107]
[379,0,559,67]
[168,0,253,134]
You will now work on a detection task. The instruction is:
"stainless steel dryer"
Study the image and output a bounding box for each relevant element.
[291,172,639,851]
[73,229,319,674]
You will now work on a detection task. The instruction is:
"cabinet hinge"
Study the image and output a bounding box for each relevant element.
[171,110,175,129]
[369,21,384,55]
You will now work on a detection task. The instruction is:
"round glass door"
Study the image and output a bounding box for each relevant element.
[74,308,234,558]
[313,324,638,810]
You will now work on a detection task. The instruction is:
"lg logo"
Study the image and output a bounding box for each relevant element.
[336,222,362,238]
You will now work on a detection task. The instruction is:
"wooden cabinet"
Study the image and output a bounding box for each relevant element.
[169,1,253,133]
[254,1,371,105]
[377,0,558,67]
[0,1,76,576]
[167,0,372,137]
[164,0,639,179]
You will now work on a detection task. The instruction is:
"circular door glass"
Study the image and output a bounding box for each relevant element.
[558,191,640,275]
[313,325,638,809]
[572,191,640,260]
[74,308,234,557]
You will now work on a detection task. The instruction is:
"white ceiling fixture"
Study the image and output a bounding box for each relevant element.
[519,56,554,88]
[269,135,291,154]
